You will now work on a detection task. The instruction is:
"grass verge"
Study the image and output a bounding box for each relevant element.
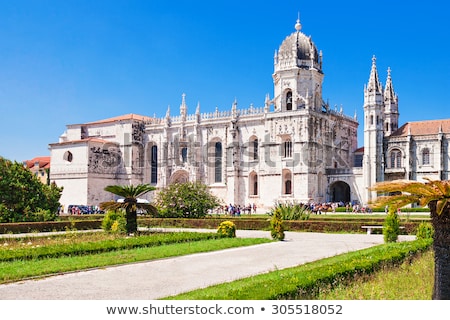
[316,249,433,299]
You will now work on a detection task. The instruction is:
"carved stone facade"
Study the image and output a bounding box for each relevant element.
[49,17,450,212]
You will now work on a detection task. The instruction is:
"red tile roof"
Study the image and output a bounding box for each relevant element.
[24,156,51,169]
[86,113,154,125]
[391,119,450,137]
[49,137,119,147]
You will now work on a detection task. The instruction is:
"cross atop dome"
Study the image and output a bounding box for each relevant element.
[295,13,302,31]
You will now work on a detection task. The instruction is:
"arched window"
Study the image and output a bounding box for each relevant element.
[63,151,73,162]
[181,147,188,163]
[422,148,430,165]
[283,138,292,158]
[390,149,402,168]
[285,180,292,194]
[250,136,258,160]
[249,172,258,196]
[286,91,293,110]
[282,169,292,195]
[214,142,222,183]
[150,145,158,184]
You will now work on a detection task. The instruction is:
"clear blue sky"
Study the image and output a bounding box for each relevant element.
[1,0,449,162]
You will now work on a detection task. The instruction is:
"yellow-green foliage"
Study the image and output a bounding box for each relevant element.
[217,221,236,238]
[370,178,450,215]
[268,201,310,220]
[102,210,126,234]
[270,208,285,241]
[416,222,434,240]
[383,210,400,243]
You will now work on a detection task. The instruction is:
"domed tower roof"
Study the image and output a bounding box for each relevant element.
[275,17,322,72]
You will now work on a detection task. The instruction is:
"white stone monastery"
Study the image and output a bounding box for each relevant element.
[49,17,450,213]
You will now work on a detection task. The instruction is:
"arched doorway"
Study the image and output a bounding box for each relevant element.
[329,181,351,203]
[169,170,189,184]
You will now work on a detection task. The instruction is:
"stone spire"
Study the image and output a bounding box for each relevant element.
[195,102,201,124]
[264,93,270,113]
[383,67,399,135]
[231,98,238,119]
[165,105,171,127]
[195,102,200,115]
[180,93,187,121]
[367,55,383,93]
[384,67,396,101]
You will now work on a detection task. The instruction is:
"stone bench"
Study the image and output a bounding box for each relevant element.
[361,225,405,235]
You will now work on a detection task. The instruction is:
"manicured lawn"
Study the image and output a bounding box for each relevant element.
[0,231,271,284]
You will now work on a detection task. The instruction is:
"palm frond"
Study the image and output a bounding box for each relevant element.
[371,194,420,209]
[102,184,158,215]
[104,184,156,198]
[136,203,158,215]
[424,178,450,197]
[370,180,436,197]
[99,201,124,211]
[436,199,450,215]
[370,178,450,215]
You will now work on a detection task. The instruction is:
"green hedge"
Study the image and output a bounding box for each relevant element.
[141,218,422,235]
[0,231,220,262]
[1,217,427,235]
[0,220,102,234]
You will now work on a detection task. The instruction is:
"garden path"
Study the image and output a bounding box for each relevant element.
[0,229,415,299]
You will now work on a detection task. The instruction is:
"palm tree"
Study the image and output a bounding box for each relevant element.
[100,184,157,235]
[370,178,450,299]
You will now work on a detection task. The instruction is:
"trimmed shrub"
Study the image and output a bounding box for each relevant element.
[416,222,434,240]
[102,210,126,234]
[270,208,285,240]
[217,220,236,238]
[383,210,401,243]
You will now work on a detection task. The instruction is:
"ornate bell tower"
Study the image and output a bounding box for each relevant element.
[272,17,324,112]
[363,56,386,203]
[383,67,399,136]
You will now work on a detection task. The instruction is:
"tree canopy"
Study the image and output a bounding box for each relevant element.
[0,156,62,222]
[154,181,221,218]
